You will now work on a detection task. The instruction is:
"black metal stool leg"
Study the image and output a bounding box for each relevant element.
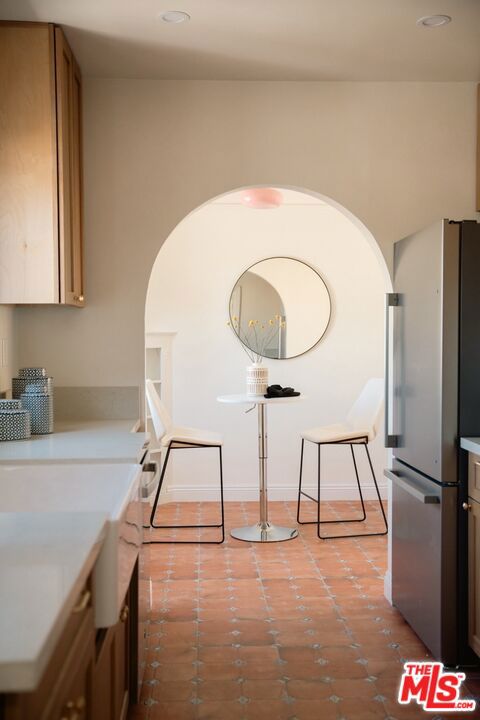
[146,442,225,544]
[299,439,372,530]
[319,444,368,525]
[297,439,314,524]
[364,444,388,535]
[149,443,172,528]
[351,444,367,521]
[317,443,322,538]
[295,431,388,540]
[218,445,225,544]
[297,438,324,525]
[318,440,388,540]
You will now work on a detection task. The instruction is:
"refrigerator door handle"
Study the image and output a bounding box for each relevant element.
[385,469,440,504]
[385,293,400,448]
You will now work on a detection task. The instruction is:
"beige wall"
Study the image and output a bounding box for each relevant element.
[14,80,478,389]
[0,306,16,394]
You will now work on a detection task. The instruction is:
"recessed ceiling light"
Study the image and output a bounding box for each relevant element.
[416,14,452,28]
[159,10,190,24]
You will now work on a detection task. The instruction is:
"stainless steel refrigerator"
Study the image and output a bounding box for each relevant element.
[385,219,480,666]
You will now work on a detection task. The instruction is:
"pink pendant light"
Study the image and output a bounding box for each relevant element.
[240,187,283,209]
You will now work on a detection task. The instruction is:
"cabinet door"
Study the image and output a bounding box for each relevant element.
[114,603,130,720]
[0,23,59,303]
[92,602,130,720]
[55,27,84,307]
[70,56,84,305]
[468,452,480,504]
[92,629,115,720]
[468,497,480,657]
[49,640,92,720]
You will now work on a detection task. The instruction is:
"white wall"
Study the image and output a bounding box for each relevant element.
[14,81,477,394]
[145,195,387,500]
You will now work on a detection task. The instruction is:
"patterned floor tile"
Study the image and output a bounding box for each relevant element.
[130,500,475,720]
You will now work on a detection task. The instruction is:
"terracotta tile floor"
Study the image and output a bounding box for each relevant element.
[130,500,478,720]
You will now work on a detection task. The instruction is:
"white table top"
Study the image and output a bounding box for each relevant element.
[0,511,107,692]
[0,420,149,464]
[217,393,305,405]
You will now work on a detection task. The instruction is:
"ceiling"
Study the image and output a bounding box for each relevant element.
[1,0,479,80]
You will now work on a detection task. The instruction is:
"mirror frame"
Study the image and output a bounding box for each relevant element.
[228,256,332,360]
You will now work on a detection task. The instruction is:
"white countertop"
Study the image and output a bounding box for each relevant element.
[0,420,149,464]
[0,462,143,629]
[0,511,107,692]
[460,437,480,454]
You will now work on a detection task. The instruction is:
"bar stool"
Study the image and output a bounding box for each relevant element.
[296,378,388,539]
[145,379,225,544]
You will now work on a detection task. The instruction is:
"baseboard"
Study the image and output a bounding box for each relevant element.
[162,483,388,503]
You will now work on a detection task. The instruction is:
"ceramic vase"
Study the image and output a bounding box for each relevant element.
[246,363,268,397]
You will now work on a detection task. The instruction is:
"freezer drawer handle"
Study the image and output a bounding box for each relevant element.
[385,293,400,448]
[384,469,440,504]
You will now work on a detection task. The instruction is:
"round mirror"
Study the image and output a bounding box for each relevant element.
[229,257,331,360]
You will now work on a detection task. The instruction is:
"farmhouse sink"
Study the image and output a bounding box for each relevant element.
[0,463,142,627]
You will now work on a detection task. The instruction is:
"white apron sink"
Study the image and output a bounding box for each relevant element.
[0,463,142,627]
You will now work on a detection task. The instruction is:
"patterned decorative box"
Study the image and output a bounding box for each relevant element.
[20,386,54,435]
[18,367,47,379]
[0,399,22,411]
[0,409,31,441]
[12,376,53,399]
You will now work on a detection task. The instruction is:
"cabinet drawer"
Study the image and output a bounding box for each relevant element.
[468,453,480,503]
[42,615,93,720]
[2,579,94,720]
[91,595,130,720]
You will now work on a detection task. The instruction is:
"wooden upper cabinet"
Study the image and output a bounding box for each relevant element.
[0,22,84,306]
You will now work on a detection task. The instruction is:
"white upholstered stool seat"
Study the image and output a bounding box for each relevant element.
[301,423,372,445]
[161,426,223,448]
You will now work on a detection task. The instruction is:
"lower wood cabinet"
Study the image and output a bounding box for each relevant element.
[468,452,480,504]
[468,495,480,657]
[91,590,132,720]
[1,578,95,720]
[1,563,139,720]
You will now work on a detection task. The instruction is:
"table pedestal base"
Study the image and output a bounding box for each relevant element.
[231,523,298,543]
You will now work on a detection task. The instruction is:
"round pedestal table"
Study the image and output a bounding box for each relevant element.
[217,393,305,542]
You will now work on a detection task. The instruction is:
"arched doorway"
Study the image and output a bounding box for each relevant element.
[144,184,393,592]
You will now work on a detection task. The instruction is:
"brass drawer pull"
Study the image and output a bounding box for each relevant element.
[60,695,86,720]
[120,604,129,623]
[463,502,472,511]
[75,695,86,712]
[72,589,91,614]
[74,294,84,303]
